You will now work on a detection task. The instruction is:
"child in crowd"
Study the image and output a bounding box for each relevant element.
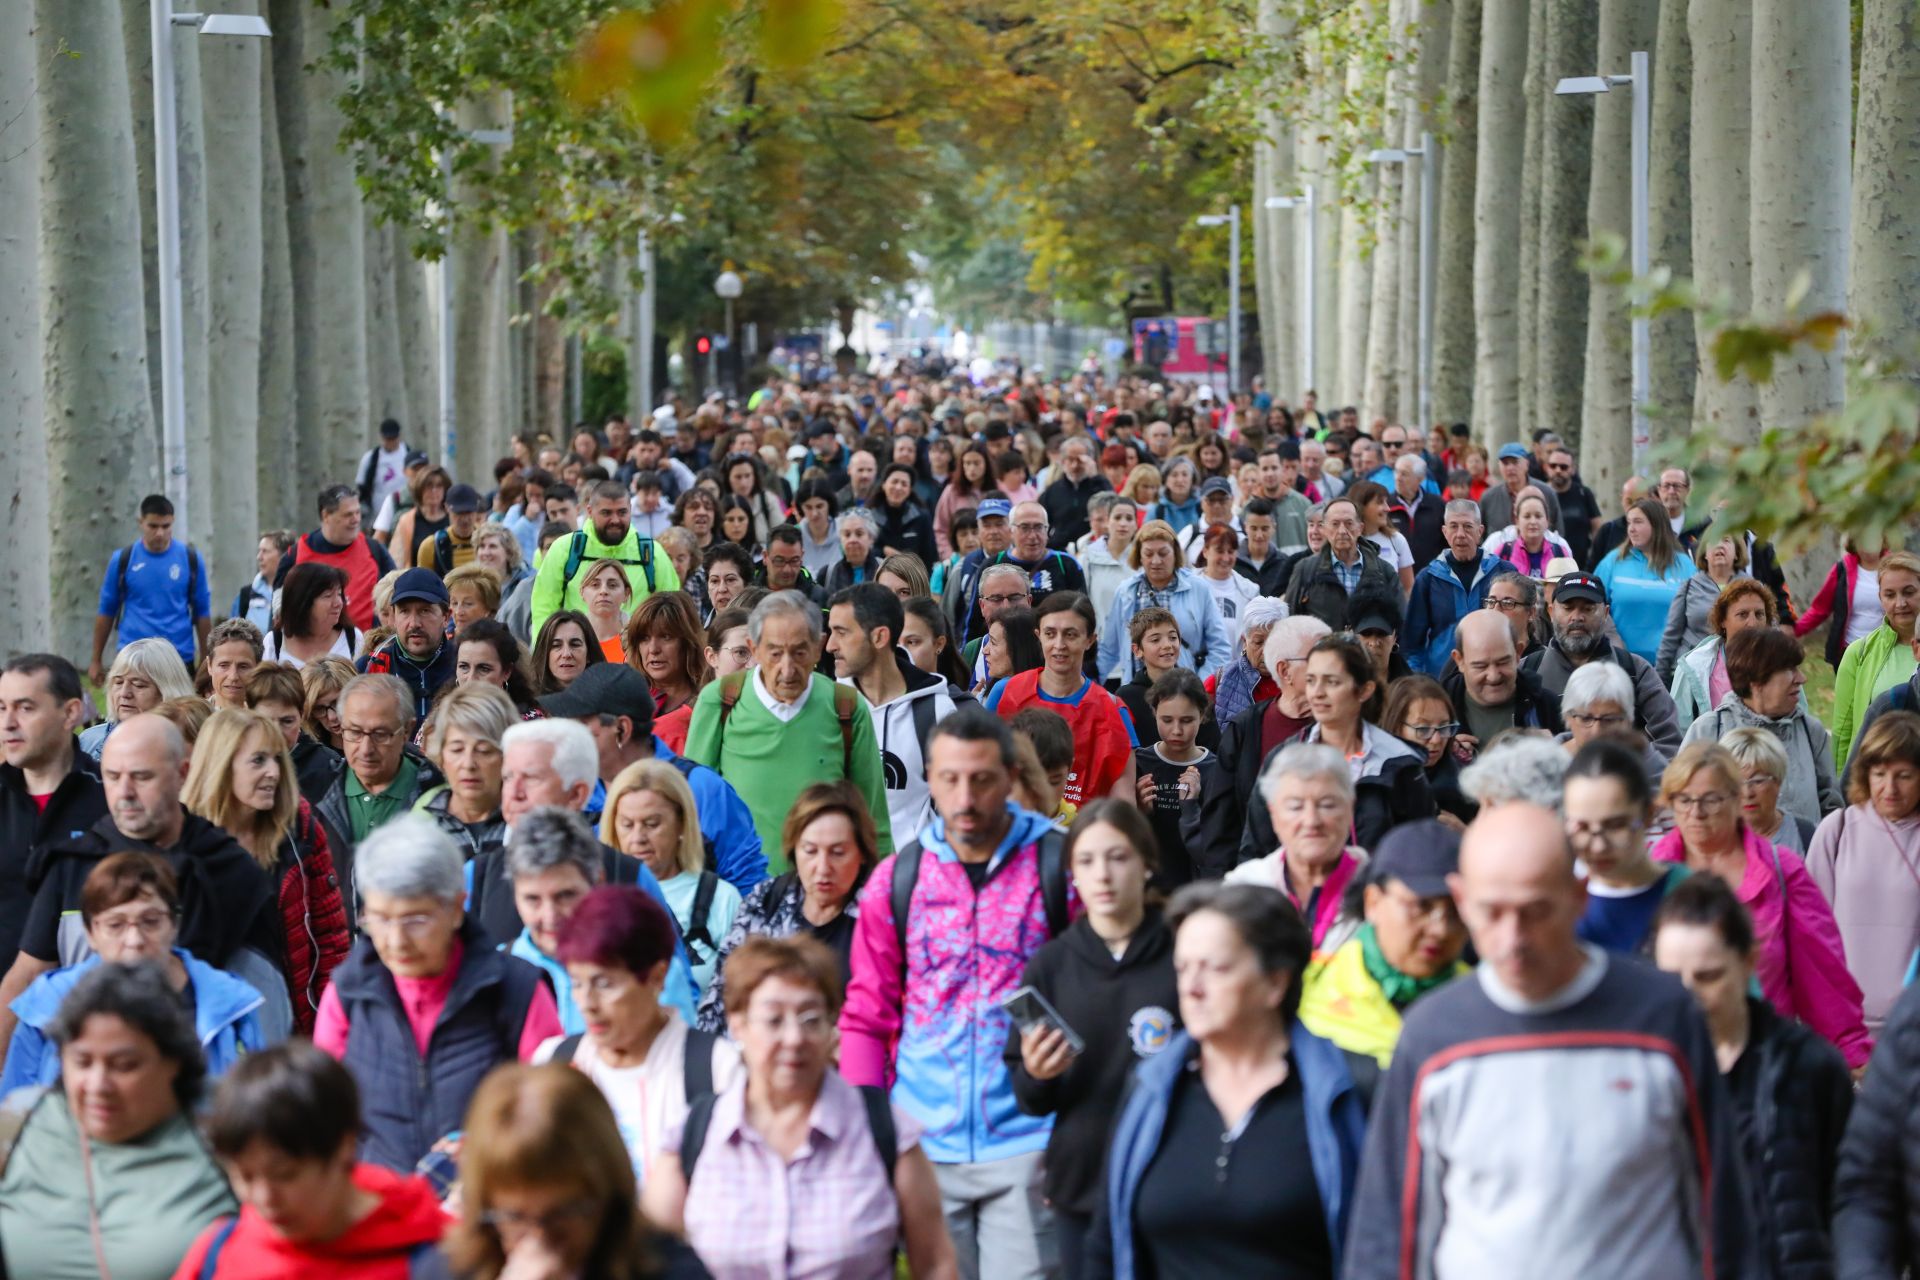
[1133,669,1235,886]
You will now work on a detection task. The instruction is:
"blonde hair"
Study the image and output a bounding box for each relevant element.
[103,639,196,724]
[1121,464,1163,504]
[183,709,298,868]
[421,682,516,765]
[599,758,704,876]
[1127,518,1187,571]
[1659,740,1743,811]
[580,557,634,608]
[443,563,503,613]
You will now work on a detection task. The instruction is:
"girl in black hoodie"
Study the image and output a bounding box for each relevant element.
[1003,800,1181,1280]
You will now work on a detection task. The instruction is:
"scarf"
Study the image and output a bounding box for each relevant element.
[1358,922,1455,1010]
[1214,653,1264,724]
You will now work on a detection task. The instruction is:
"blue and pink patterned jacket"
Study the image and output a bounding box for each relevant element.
[839,804,1075,1164]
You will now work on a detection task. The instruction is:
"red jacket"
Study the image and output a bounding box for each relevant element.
[281,799,351,1035]
[172,1163,448,1279]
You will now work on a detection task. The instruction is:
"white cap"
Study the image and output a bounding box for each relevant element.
[651,405,675,422]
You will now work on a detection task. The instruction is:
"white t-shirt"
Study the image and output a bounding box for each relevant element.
[1202,572,1259,650]
[1848,567,1883,644]
[534,1018,745,1187]
[1368,529,1414,574]
[260,629,355,669]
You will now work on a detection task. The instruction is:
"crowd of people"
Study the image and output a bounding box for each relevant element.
[3,369,1920,1278]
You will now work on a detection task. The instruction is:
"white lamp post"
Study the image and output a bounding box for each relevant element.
[714,268,743,395]
[1557,51,1651,470]
[437,122,512,471]
[151,4,271,541]
[1265,185,1317,400]
[1194,208,1241,395]
[1369,133,1435,432]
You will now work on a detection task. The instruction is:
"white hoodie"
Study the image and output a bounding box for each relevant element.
[840,661,958,843]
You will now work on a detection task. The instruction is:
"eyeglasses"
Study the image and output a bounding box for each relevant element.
[93,910,175,939]
[980,593,1031,607]
[481,1199,600,1236]
[341,726,402,745]
[1403,722,1459,741]
[745,1009,832,1037]
[359,911,438,938]
[1383,884,1460,927]
[1485,597,1529,613]
[1566,814,1642,846]
[1566,712,1628,730]
[1672,791,1731,815]
[1011,521,1049,534]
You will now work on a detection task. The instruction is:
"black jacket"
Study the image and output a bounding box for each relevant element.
[1836,976,1920,1277]
[291,734,345,806]
[357,637,458,725]
[871,498,935,565]
[1282,542,1401,632]
[1235,727,1437,863]
[1132,747,1237,885]
[1549,478,1602,567]
[1425,751,1475,825]
[1588,514,1627,572]
[820,554,885,598]
[1003,911,1180,1216]
[1390,492,1446,572]
[1233,548,1292,598]
[1748,536,1798,628]
[1734,997,1853,1280]
[0,743,106,963]
[1041,474,1112,550]
[468,838,653,947]
[1439,665,1566,739]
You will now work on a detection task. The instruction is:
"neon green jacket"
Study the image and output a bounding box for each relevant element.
[528,525,680,636]
[1832,622,1906,770]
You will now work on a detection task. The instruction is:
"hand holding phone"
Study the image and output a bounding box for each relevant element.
[1002,985,1086,1057]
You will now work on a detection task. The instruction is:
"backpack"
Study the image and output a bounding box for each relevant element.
[680,870,723,965]
[113,541,202,631]
[431,529,459,575]
[680,1081,897,1184]
[910,693,938,765]
[890,827,1070,962]
[551,1025,719,1100]
[561,529,657,595]
[714,671,859,778]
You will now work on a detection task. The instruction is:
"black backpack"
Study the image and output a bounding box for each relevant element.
[890,828,1070,962]
[680,1081,897,1184]
[551,1025,720,1100]
[561,530,657,594]
[113,540,202,630]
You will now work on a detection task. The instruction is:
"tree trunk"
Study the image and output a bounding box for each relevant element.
[38,0,160,658]
[1261,123,1298,401]
[120,0,162,434]
[1431,0,1480,428]
[1337,56,1375,408]
[1852,0,1920,363]
[1515,0,1549,437]
[273,0,370,492]
[451,97,511,475]
[1688,0,1756,439]
[169,29,217,577]
[1395,0,1450,428]
[1474,0,1530,447]
[1252,133,1281,395]
[0,10,51,654]
[1533,0,1597,449]
[1363,0,1411,425]
[391,226,440,437]
[531,232,569,444]
[1749,0,1850,436]
[1646,0,1694,450]
[256,45,300,530]
[364,204,408,425]
[1578,0,1658,501]
[201,6,265,595]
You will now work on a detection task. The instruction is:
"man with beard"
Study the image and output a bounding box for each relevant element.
[357,569,457,721]
[529,479,679,633]
[1520,573,1682,758]
[1039,436,1110,550]
[828,584,956,840]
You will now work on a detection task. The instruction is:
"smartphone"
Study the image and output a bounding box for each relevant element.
[1001,986,1086,1056]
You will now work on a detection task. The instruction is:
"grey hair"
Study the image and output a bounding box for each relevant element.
[836,508,880,537]
[1306,500,1330,520]
[472,521,525,573]
[1561,660,1635,716]
[501,717,601,792]
[105,639,197,723]
[340,672,416,729]
[48,961,207,1111]
[354,813,465,904]
[748,589,823,647]
[1490,570,1540,607]
[980,562,1030,591]
[1086,491,1119,521]
[1241,597,1291,634]
[1460,736,1569,810]
[505,806,605,884]
[1396,454,1429,481]
[422,681,516,762]
[1263,615,1333,674]
[1443,498,1483,524]
[1257,742,1355,807]
[1720,725,1789,784]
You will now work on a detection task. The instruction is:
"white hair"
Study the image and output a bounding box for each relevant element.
[1443,498,1482,524]
[1561,660,1635,716]
[1257,742,1355,807]
[104,639,196,722]
[1396,453,1429,482]
[1263,615,1333,675]
[748,589,824,647]
[1241,597,1291,634]
[501,717,600,792]
[836,508,879,537]
[1460,736,1569,810]
[355,814,464,904]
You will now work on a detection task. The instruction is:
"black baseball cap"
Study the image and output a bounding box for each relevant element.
[536,662,657,733]
[1350,609,1398,637]
[1199,477,1234,499]
[404,450,430,469]
[445,483,483,514]
[1370,820,1461,897]
[390,568,450,607]
[1553,572,1608,606]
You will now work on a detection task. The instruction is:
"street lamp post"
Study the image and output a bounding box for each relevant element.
[151,3,271,542]
[1556,51,1651,470]
[1265,185,1317,400]
[437,122,512,472]
[714,268,743,396]
[1195,207,1241,394]
[1368,133,1435,432]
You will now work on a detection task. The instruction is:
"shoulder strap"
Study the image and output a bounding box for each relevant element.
[434,529,453,573]
[551,1033,585,1066]
[683,1026,717,1101]
[891,841,925,958]
[186,544,202,611]
[197,1216,240,1280]
[1038,828,1069,937]
[833,682,859,778]
[562,531,590,585]
[683,871,721,959]
[679,1091,719,1179]
[911,694,937,763]
[636,538,656,593]
[857,1083,898,1184]
[113,542,137,624]
[715,672,748,759]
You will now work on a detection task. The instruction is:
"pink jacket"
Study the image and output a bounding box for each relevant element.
[1652,825,1874,1068]
[932,485,983,559]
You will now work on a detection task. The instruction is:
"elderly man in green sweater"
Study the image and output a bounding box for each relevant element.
[683,590,894,870]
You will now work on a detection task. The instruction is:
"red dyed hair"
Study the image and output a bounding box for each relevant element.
[552,885,678,979]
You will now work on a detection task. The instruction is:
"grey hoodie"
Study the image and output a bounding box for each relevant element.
[1683,691,1842,827]
[1657,570,1753,683]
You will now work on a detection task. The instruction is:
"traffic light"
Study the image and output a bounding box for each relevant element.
[695,333,712,356]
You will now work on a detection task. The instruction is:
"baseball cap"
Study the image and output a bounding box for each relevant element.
[404,450,430,469]
[977,498,1013,520]
[445,483,482,514]
[390,568,450,607]
[1349,608,1398,637]
[1370,820,1461,897]
[536,662,656,732]
[1496,443,1531,461]
[805,419,838,440]
[1199,477,1234,499]
[379,418,402,439]
[1553,572,1608,605]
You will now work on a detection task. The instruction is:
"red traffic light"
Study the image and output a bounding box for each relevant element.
[696,335,712,355]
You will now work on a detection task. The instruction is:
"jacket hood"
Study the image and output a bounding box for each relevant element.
[895,659,947,700]
[13,948,262,1040]
[1709,690,1805,733]
[1064,907,1171,970]
[919,802,1056,869]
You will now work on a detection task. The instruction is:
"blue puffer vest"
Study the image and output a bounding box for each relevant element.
[332,921,544,1172]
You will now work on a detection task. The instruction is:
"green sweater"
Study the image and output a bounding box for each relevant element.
[0,1093,235,1280]
[683,672,893,871]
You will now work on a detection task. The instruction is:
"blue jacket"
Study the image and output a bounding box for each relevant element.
[1595,546,1695,664]
[651,737,768,891]
[1097,567,1231,682]
[510,929,588,1036]
[1403,551,1504,674]
[1102,1026,1365,1279]
[2,949,265,1097]
[1146,495,1201,535]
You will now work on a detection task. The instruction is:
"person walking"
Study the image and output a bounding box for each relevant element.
[530,480,680,635]
[89,494,212,682]
[274,484,399,634]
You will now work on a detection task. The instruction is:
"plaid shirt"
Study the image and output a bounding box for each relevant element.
[676,1071,919,1280]
[1331,550,1365,596]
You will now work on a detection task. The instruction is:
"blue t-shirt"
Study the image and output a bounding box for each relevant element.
[97,540,209,662]
[1577,865,1689,955]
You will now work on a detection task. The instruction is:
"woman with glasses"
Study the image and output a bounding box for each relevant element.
[1649,741,1872,1071]
[1382,675,1472,828]
[1670,578,1780,732]
[314,814,563,1172]
[1564,738,1689,955]
[1095,519,1230,683]
[1,853,268,1094]
[1724,726,1816,857]
[301,656,356,753]
[644,936,956,1280]
[1481,570,1541,661]
[1556,660,1669,786]
[1682,627,1841,828]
